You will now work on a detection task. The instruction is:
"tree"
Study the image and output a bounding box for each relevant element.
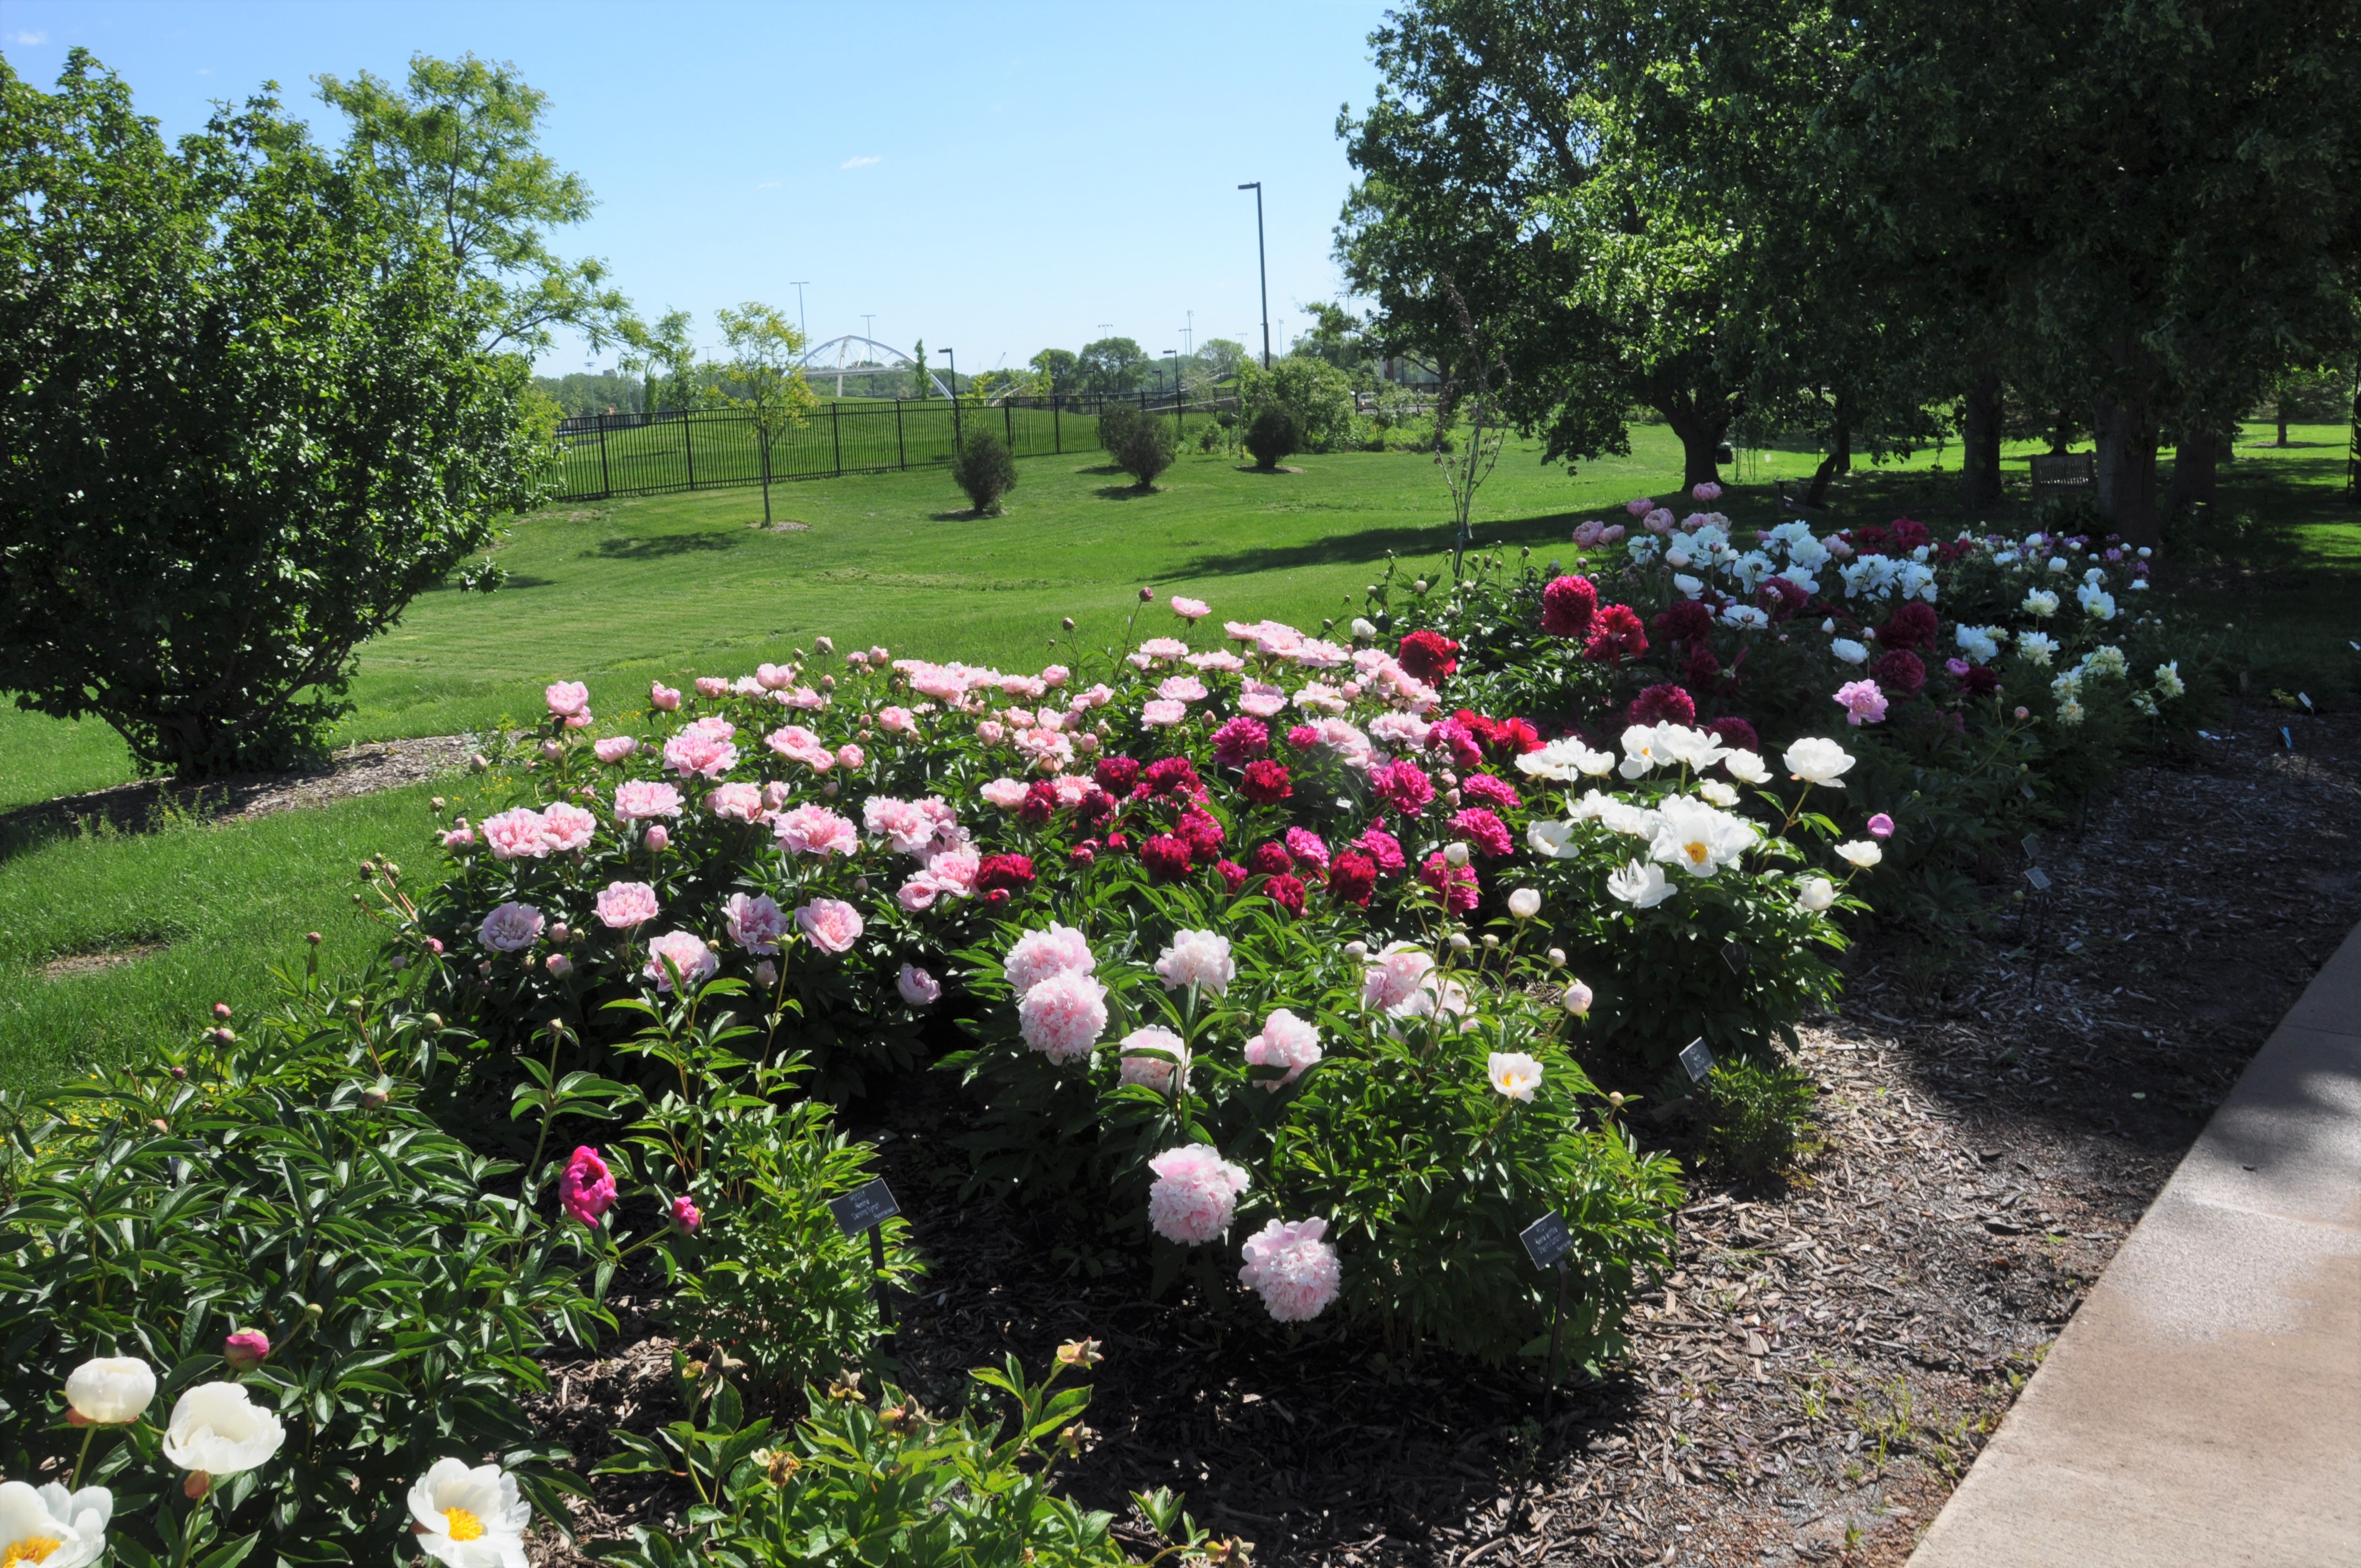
[1239,356,1359,454]
[709,303,817,528]
[1244,410,1298,470]
[1194,338,1250,383]
[0,53,545,775]
[1078,336,1149,398]
[949,429,1019,515]
[1029,347,1079,398]
[910,337,928,399]
[1102,407,1177,489]
[317,52,633,356]
[620,306,697,411]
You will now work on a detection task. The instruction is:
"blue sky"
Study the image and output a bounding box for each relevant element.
[1,1,1393,373]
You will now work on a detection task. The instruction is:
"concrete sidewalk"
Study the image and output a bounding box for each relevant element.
[1907,924,2361,1567]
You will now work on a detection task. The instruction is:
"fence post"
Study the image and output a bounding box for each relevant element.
[597,416,612,498]
[832,401,842,476]
[682,410,697,489]
[897,399,906,470]
[1005,400,1014,451]
[1053,399,1061,454]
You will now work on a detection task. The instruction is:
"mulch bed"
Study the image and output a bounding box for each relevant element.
[525,703,2361,1566]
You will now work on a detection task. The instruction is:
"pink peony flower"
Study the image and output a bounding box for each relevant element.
[1154,929,1235,994]
[897,964,941,1006]
[774,804,858,856]
[1450,807,1514,858]
[1140,699,1188,728]
[594,736,638,764]
[864,797,932,853]
[1005,923,1097,995]
[1600,524,1627,544]
[650,682,682,711]
[723,891,792,953]
[442,825,476,850]
[1691,481,1723,502]
[878,705,917,735]
[224,1329,271,1371]
[981,777,1030,810]
[1361,941,1435,1010]
[643,930,717,991]
[1371,759,1435,815]
[1243,1008,1323,1088]
[1834,679,1890,727]
[613,780,684,820]
[1239,692,1288,717]
[670,1196,703,1234]
[539,801,597,853]
[478,901,544,952]
[663,718,739,778]
[1120,1025,1188,1090]
[1238,1217,1342,1322]
[1156,675,1209,704]
[795,897,864,954]
[897,874,943,912]
[595,881,661,929]
[1147,1144,1249,1244]
[706,781,767,823]
[977,720,1007,745]
[1169,595,1211,622]
[645,824,671,852]
[481,807,551,861]
[545,680,591,717]
[1867,813,1896,839]
[926,844,981,895]
[1211,716,1270,767]
[1419,851,1480,914]
[836,743,866,770]
[559,1146,617,1226]
[1283,826,1330,872]
[1625,497,1656,517]
[546,953,574,978]
[1354,827,1406,876]
[1016,970,1108,1063]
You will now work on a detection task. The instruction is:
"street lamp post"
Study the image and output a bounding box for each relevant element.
[791,281,810,345]
[1238,182,1270,369]
[939,348,959,442]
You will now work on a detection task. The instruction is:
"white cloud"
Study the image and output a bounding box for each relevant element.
[840,155,881,170]
[7,29,49,43]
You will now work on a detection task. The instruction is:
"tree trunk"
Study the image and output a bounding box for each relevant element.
[2275,401,2290,447]
[1661,404,1724,491]
[1960,372,2005,509]
[1805,423,1852,509]
[2093,391,2162,547]
[760,431,774,526]
[2165,429,2218,520]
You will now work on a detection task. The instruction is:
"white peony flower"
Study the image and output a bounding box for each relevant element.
[1672,573,1705,598]
[1830,638,1870,666]
[1350,617,1378,639]
[1650,795,1759,878]
[2081,644,2127,678]
[1506,888,1542,919]
[1697,778,1739,807]
[1526,819,1581,859]
[1834,840,1883,869]
[2016,631,2058,667]
[1797,876,1837,912]
[1652,724,1727,771]
[2076,582,2117,620]
[162,1382,285,1479]
[1154,929,1235,995]
[2155,661,2184,699]
[1607,859,1676,908]
[0,1482,112,1568]
[2022,589,2060,618]
[1782,737,1856,786]
[2046,556,2069,574]
[1721,749,1772,785]
[2056,697,2086,726]
[1487,1052,1544,1102]
[1516,736,1615,781]
[64,1357,155,1425]
[1618,724,1668,777]
[407,1458,533,1568]
[1954,624,2003,665]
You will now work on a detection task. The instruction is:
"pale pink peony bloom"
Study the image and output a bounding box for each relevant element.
[706,781,768,823]
[546,952,574,978]
[643,930,717,991]
[1138,636,1191,661]
[538,802,597,853]
[1239,692,1287,718]
[545,680,590,717]
[1867,812,1896,839]
[595,881,661,929]
[1692,481,1723,502]
[594,736,638,764]
[650,682,682,711]
[1154,929,1235,995]
[1169,596,1211,622]
[1187,650,1247,674]
[1573,519,1607,548]
[897,964,941,1006]
[723,891,792,953]
[1834,680,1889,726]
[1147,1144,1249,1244]
[897,874,944,912]
[478,901,544,952]
[1361,941,1435,1010]
[695,677,730,698]
[1239,1217,1342,1322]
[481,807,551,861]
[981,777,1030,810]
[442,824,476,850]
[760,781,792,812]
[878,705,918,735]
[757,662,796,690]
[1005,923,1097,995]
[1488,1051,1544,1101]
[1140,699,1188,728]
[613,780,684,821]
[1016,970,1108,1063]
[924,845,981,895]
[1119,1025,1188,1091]
[836,744,865,770]
[1601,524,1628,545]
[774,804,858,856]
[1625,497,1656,517]
[1014,728,1074,772]
[1644,508,1676,533]
[976,720,1007,745]
[863,796,937,855]
[645,824,671,851]
[664,725,739,778]
[1157,675,1209,704]
[1243,1008,1323,1088]
[795,897,864,954]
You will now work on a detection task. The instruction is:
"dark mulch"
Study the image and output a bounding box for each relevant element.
[526,703,2361,1566]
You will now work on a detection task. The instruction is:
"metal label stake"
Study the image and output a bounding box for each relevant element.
[829,1177,902,1350]
[1521,1211,1575,1423]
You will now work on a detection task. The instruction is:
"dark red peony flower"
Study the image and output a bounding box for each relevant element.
[1626,682,1698,728]
[1651,597,1715,647]
[1878,601,1939,650]
[1018,781,1059,824]
[1540,574,1599,638]
[1326,850,1378,906]
[1141,835,1194,882]
[1370,759,1435,814]
[1176,805,1226,861]
[1355,826,1406,875]
[1887,516,1931,552]
[1093,756,1141,796]
[1418,851,1479,914]
[1211,716,1270,768]
[1460,772,1521,812]
[1758,576,1809,622]
[1215,858,1249,894]
[1396,629,1461,683]
[1682,646,1723,689]
[1238,758,1293,805]
[1583,604,1649,665]
[1070,840,1098,865]
[1250,841,1294,876]
[1871,649,1927,696]
[1961,664,2000,698]
[1143,756,1205,799]
[976,853,1036,894]
[1705,716,1760,754]
[1075,788,1116,829]
[1263,873,1307,916]
[1451,806,1514,858]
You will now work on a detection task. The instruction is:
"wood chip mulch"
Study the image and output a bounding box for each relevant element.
[523,704,2360,1567]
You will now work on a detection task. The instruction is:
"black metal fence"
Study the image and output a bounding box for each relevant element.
[546,391,1232,503]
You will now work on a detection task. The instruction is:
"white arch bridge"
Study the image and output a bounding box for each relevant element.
[793,335,956,399]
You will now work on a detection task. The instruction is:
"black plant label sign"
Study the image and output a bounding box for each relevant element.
[1679,1037,1715,1083]
[1521,1210,1573,1271]
[829,1177,901,1238]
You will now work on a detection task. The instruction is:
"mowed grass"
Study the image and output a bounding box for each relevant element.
[1,416,2352,1087]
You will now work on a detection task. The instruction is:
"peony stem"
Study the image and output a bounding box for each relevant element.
[68,1424,94,1489]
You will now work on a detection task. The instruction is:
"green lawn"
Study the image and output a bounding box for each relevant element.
[2,415,2352,1087]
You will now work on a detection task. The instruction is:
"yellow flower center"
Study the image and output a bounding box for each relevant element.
[1685,841,1710,865]
[3,1537,65,1567]
[443,1509,486,1542]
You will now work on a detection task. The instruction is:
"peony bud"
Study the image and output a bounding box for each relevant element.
[1547,948,1566,967]
[540,739,564,761]
[1448,932,1472,952]
[546,954,574,978]
[815,635,835,654]
[670,1195,703,1234]
[754,960,779,987]
[1062,617,1077,630]
[1343,940,1368,960]
[1507,888,1541,919]
[1562,979,1594,1017]
[223,1330,270,1372]
[1443,842,1470,868]
[213,1003,232,1021]
[1139,586,1155,602]
[645,824,670,852]
[66,1355,157,1425]
[305,932,323,945]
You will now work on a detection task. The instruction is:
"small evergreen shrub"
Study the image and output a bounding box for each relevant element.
[1106,407,1177,488]
[949,429,1019,515]
[1702,1057,1818,1177]
[1245,408,1298,469]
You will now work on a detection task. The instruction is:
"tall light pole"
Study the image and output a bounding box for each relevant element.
[1238,182,1270,368]
[790,281,810,345]
[938,347,959,440]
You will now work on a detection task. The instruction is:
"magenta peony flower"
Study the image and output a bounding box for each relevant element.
[1867,813,1896,839]
[1141,835,1195,883]
[1451,807,1514,858]
[594,736,637,765]
[223,1330,271,1372]
[1460,772,1521,812]
[774,804,858,856]
[478,901,545,952]
[1834,679,1890,727]
[670,1196,703,1234]
[1211,716,1270,768]
[1418,851,1479,914]
[897,964,941,1006]
[545,680,590,718]
[1354,826,1406,876]
[481,807,551,862]
[1237,758,1292,805]
[795,898,864,954]
[1371,759,1435,815]
[643,930,717,991]
[595,881,660,930]
[613,780,684,821]
[1283,826,1330,872]
[559,1146,617,1226]
[1017,970,1108,1063]
[723,891,791,954]
[1005,923,1097,995]
[1147,1144,1250,1244]
[1244,1008,1323,1088]
[1238,1217,1342,1322]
